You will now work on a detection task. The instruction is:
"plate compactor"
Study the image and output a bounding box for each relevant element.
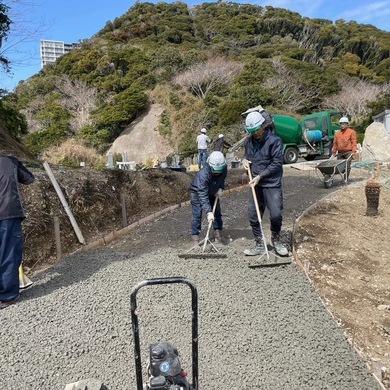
[130,277,198,390]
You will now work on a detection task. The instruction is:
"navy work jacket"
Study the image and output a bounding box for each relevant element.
[0,155,35,220]
[189,163,227,213]
[243,130,283,188]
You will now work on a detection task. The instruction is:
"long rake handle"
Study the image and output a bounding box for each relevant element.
[247,166,270,260]
[202,195,219,252]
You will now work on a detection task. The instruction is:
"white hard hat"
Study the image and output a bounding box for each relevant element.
[218,134,224,138]
[339,117,349,123]
[201,128,207,133]
[245,111,265,133]
[208,151,226,172]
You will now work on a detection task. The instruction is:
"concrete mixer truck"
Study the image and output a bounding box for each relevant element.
[228,109,343,165]
[274,109,343,164]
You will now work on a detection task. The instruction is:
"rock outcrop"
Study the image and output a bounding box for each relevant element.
[361,122,390,162]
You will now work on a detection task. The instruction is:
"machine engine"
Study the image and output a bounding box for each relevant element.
[145,342,191,390]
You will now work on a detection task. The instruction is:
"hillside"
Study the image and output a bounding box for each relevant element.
[1,1,389,165]
[0,121,35,162]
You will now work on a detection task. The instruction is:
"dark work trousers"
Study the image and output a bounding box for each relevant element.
[248,186,283,238]
[190,192,222,235]
[336,151,353,177]
[198,149,208,169]
[0,218,23,301]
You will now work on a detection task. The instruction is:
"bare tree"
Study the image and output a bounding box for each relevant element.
[0,2,12,70]
[0,1,46,89]
[21,76,98,134]
[172,57,244,99]
[321,77,389,120]
[55,76,98,131]
[264,58,321,112]
[20,97,42,132]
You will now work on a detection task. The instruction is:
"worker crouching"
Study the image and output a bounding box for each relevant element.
[189,151,227,245]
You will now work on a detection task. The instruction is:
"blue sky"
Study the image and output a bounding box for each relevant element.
[1,0,390,92]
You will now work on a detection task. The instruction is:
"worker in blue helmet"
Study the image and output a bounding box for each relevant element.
[189,151,227,246]
[242,111,288,257]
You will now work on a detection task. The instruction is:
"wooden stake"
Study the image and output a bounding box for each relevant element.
[54,216,62,260]
[121,193,128,227]
[43,161,86,245]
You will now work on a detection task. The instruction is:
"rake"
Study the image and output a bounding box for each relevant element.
[178,195,227,259]
[246,166,291,268]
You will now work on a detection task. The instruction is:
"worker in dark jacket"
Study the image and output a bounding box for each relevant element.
[213,134,232,154]
[189,151,227,245]
[0,154,35,309]
[241,104,275,132]
[241,111,288,256]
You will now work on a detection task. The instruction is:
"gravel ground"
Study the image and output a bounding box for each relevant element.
[0,165,381,390]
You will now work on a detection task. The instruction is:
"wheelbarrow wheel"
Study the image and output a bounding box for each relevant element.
[323,174,333,188]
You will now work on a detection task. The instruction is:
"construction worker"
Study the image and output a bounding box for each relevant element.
[332,116,357,177]
[241,104,275,132]
[189,151,227,245]
[213,134,232,154]
[242,111,288,257]
[0,153,35,309]
[196,128,211,169]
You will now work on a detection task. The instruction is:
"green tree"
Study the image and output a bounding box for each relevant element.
[23,94,72,155]
[92,86,148,142]
[0,96,27,139]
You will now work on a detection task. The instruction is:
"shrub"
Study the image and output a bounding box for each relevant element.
[41,138,106,170]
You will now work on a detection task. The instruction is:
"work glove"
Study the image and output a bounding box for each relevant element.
[242,158,251,170]
[249,175,261,187]
[217,188,223,197]
[207,212,214,223]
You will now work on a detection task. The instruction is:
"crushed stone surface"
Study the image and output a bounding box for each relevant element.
[0,166,381,389]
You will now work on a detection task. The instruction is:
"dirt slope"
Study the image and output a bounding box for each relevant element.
[294,176,390,388]
[107,103,175,165]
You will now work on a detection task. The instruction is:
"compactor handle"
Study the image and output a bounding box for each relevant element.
[130,277,198,390]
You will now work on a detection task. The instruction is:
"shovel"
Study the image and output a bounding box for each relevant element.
[246,165,291,268]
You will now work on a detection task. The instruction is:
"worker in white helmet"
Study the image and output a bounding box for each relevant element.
[213,134,232,154]
[189,151,227,245]
[196,128,211,169]
[241,111,288,257]
[332,116,357,177]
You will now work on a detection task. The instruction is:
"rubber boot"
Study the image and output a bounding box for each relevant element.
[243,237,265,256]
[214,229,222,243]
[271,234,288,256]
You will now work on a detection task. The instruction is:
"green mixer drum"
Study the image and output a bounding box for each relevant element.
[273,114,302,144]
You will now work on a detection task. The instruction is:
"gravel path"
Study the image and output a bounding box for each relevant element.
[0,166,380,390]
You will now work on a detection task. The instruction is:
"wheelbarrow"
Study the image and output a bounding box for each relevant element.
[316,154,353,188]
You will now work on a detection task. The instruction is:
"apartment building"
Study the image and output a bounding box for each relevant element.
[40,40,81,68]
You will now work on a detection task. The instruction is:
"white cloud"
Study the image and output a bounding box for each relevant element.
[338,1,390,29]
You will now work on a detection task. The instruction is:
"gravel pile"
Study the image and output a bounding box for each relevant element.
[0,168,380,389]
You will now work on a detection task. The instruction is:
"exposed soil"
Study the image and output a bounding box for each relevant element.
[294,177,390,388]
